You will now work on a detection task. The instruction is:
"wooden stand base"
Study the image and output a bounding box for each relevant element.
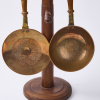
[23,77,72,100]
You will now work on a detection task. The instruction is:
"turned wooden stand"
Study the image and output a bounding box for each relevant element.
[23,0,72,99]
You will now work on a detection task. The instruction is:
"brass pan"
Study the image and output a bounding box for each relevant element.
[49,0,94,72]
[2,0,50,75]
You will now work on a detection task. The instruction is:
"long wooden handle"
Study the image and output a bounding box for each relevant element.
[67,0,74,25]
[21,0,28,29]
[68,0,73,12]
[21,0,27,13]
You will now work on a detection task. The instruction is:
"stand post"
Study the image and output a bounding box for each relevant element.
[42,0,54,88]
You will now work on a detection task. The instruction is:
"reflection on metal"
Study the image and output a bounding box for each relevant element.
[49,26,94,72]
[2,29,50,75]
[69,14,74,25]
[22,16,29,29]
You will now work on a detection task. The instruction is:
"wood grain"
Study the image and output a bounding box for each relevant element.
[23,77,72,100]
[42,0,54,88]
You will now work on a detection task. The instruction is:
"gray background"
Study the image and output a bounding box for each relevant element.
[0,0,100,100]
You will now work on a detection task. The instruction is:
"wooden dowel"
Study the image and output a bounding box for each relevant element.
[41,0,54,88]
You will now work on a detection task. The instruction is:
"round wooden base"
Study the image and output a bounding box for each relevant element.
[23,77,72,100]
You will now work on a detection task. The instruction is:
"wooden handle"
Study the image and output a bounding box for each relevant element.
[21,0,27,12]
[67,0,74,14]
[21,0,28,29]
[21,0,28,17]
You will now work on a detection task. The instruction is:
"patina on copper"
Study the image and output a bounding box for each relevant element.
[2,0,50,75]
[49,0,94,72]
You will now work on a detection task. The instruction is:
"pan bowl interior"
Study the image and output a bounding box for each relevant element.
[2,29,50,75]
[49,26,94,72]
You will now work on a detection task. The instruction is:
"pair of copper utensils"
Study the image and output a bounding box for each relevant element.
[2,0,94,75]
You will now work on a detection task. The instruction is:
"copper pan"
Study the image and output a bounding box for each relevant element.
[2,0,50,75]
[49,0,94,72]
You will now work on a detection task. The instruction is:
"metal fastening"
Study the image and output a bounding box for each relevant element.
[44,10,53,23]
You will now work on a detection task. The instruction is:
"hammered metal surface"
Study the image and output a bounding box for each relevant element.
[2,29,50,75]
[12,38,42,66]
[49,26,94,72]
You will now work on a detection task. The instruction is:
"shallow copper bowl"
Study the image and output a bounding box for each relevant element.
[49,26,94,72]
[2,29,50,75]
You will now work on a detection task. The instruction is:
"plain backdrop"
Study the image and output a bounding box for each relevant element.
[0,0,100,100]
